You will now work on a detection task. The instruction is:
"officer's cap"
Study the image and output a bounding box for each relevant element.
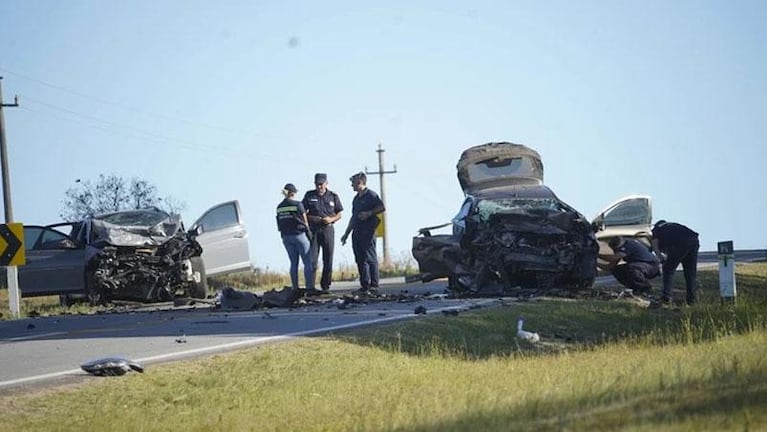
[314,173,327,184]
[350,172,366,183]
[283,183,298,193]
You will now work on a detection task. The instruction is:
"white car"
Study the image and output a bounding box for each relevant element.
[19,201,250,303]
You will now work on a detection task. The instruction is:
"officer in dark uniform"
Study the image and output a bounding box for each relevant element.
[651,220,700,305]
[302,173,344,292]
[599,236,660,294]
[276,183,315,294]
[340,172,385,294]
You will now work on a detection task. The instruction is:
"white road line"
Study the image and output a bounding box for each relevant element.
[0,299,498,390]
[1,332,68,342]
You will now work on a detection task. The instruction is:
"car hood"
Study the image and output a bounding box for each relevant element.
[90,210,184,247]
[457,142,544,194]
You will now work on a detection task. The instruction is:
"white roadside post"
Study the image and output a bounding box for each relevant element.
[718,240,736,303]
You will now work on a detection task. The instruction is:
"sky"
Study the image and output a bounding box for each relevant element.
[1,1,766,272]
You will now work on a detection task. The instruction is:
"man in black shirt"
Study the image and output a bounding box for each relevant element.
[651,220,700,305]
[302,173,344,292]
[341,172,385,294]
[599,237,660,294]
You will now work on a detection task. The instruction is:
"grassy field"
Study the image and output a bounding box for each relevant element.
[0,263,766,431]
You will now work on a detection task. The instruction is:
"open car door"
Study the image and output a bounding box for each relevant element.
[18,224,87,297]
[190,200,251,276]
[592,195,653,257]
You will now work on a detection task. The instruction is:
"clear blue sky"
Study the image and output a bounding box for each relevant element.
[1,1,765,271]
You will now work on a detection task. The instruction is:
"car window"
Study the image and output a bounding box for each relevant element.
[99,210,169,226]
[476,197,561,221]
[603,198,651,226]
[37,228,72,249]
[23,226,44,251]
[465,156,542,184]
[198,202,239,233]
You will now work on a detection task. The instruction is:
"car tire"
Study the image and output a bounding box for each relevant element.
[59,294,74,307]
[190,256,208,299]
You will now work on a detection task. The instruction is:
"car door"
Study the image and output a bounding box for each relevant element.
[190,200,251,276]
[592,195,653,257]
[18,225,87,297]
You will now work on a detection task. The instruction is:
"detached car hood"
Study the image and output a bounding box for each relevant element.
[457,142,544,194]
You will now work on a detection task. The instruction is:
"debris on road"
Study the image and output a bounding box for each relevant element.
[262,286,301,308]
[414,305,427,315]
[219,286,260,310]
[81,357,145,376]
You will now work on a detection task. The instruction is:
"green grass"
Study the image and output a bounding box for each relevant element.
[1,263,766,431]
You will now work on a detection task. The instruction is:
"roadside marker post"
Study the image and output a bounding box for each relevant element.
[718,240,736,303]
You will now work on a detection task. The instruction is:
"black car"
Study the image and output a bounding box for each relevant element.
[20,201,251,304]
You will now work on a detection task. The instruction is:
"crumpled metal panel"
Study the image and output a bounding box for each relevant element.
[457,142,544,193]
[81,357,144,376]
[90,212,183,247]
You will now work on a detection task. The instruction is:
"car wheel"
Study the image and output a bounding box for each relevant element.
[86,273,107,306]
[189,256,208,299]
[59,294,74,307]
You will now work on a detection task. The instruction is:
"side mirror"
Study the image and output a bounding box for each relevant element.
[188,226,202,236]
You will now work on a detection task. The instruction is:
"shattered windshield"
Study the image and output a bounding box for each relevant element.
[98,210,169,227]
[465,156,542,184]
[476,198,562,221]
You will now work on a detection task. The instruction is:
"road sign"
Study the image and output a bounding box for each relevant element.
[0,222,24,266]
[718,240,736,301]
[376,213,385,238]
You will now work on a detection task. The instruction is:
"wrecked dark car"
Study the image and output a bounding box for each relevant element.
[19,201,251,304]
[412,142,599,295]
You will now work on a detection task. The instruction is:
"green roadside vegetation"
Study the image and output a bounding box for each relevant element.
[1,263,766,431]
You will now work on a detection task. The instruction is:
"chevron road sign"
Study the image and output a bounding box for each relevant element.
[0,223,24,266]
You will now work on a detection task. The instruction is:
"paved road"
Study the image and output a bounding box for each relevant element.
[0,279,497,391]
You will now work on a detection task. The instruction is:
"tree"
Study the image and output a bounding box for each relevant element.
[60,174,187,221]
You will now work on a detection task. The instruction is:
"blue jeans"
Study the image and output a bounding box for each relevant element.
[282,233,314,290]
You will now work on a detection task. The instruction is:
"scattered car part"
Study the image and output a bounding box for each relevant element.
[81,357,145,376]
[516,318,540,342]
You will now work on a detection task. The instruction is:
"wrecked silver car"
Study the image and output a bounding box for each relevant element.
[412,142,598,294]
[20,201,251,304]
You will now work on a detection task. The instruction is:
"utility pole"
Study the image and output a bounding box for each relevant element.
[365,142,397,267]
[1,76,21,317]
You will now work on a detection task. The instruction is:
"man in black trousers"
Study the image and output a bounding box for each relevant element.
[302,173,344,293]
[651,220,700,305]
[599,236,660,295]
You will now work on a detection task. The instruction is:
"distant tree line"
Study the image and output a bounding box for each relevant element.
[60,174,186,221]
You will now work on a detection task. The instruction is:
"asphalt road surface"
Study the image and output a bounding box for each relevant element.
[0,279,498,392]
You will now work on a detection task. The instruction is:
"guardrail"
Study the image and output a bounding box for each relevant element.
[698,249,767,263]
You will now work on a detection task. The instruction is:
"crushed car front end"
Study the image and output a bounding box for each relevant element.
[86,209,204,302]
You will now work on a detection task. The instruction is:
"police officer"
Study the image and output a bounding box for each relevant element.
[340,172,385,294]
[651,220,700,305]
[599,236,660,294]
[276,183,316,295]
[302,173,344,292]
